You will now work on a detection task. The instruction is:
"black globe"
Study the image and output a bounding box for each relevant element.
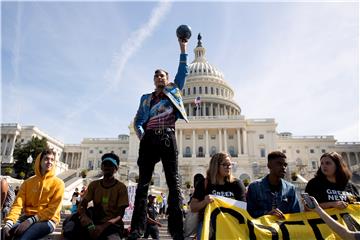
[176,25,192,40]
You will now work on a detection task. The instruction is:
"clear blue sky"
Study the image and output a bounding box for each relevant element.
[2,1,359,144]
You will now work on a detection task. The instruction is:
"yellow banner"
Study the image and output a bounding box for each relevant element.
[201,196,360,240]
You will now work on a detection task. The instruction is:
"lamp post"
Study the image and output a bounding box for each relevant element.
[26,154,33,178]
[27,155,33,164]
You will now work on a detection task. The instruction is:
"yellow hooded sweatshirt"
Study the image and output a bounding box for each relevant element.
[5,152,65,226]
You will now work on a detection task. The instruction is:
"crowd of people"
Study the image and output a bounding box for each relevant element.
[1,149,358,240]
[1,36,359,240]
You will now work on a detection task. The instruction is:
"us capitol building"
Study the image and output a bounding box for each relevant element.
[2,35,360,189]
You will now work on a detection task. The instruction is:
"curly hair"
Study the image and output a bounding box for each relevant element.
[40,148,56,161]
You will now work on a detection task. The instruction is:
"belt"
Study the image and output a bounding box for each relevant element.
[146,128,175,135]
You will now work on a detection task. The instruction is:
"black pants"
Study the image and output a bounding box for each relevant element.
[63,209,124,240]
[129,129,183,240]
[144,224,159,239]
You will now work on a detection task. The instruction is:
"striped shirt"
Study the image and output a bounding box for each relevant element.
[146,92,176,130]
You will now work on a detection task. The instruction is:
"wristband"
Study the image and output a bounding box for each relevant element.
[5,220,13,229]
[27,216,39,224]
[87,223,96,231]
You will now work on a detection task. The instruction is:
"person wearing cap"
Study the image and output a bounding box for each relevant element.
[128,37,188,240]
[77,153,129,240]
[2,149,64,240]
[144,195,162,239]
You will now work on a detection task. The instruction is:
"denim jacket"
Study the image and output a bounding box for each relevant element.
[134,53,189,139]
[246,175,300,218]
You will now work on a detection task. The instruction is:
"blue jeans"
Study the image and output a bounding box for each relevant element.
[11,220,55,240]
[196,221,203,240]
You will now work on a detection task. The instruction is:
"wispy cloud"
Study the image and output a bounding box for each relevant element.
[56,1,172,139]
[7,2,23,122]
[105,1,172,89]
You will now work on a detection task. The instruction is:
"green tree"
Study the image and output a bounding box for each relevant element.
[80,169,88,178]
[3,167,13,176]
[13,136,48,179]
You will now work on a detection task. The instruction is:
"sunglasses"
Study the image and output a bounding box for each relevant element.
[219,162,233,168]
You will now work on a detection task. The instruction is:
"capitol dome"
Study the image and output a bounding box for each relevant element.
[182,34,241,118]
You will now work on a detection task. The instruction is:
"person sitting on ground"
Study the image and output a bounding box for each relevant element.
[307,195,360,240]
[188,173,205,205]
[305,152,360,210]
[246,151,300,219]
[77,152,129,240]
[144,195,162,239]
[1,178,15,220]
[2,149,65,240]
[189,152,246,239]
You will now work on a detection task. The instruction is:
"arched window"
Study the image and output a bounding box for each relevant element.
[229,146,236,157]
[198,147,204,157]
[185,147,191,157]
[260,148,266,158]
[311,160,318,170]
[216,88,219,95]
[193,87,196,95]
[182,89,185,96]
[199,87,202,94]
[211,87,214,94]
[252,162,259,175]
[210,146,216,157]
[88,160,94,170]
[188,88,190,95]
[205,87,208,94]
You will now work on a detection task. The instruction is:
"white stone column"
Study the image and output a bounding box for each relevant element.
[0,135,4,155]
[192,130,196,158]
[355,152,359,165]
[68,153,71,167]
[9,134,17,157]
[242,128,248,154]
[224,129,228,153]
[70,153,74,169]
[237,129,241,155]
[72,153,76,169]
[205,130,209,158]
[2,135,9,155]
[180,130,183,158]
[65,152,69,167]
[76,153,80,168]
[69,152,76,169]
[218,129,222,152]
[73,153,76,168]
[210,103,214,116]
[217,104,220,116]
